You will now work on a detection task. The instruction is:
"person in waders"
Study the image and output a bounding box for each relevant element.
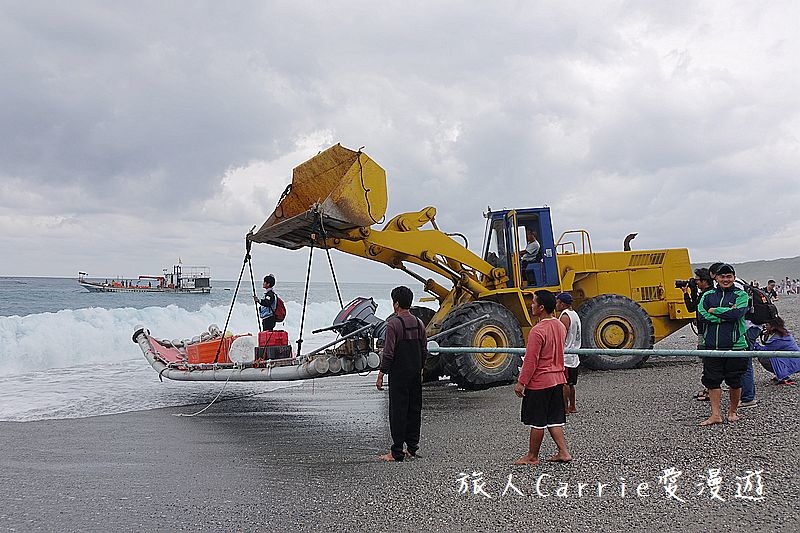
[375,286,429,462]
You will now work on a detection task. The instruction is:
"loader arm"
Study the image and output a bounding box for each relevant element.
[330,223,510,297]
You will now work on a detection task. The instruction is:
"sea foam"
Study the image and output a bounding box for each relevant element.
[0,298,399,421]
[0,298,396,376]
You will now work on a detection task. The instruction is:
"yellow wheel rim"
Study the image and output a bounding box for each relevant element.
[595,316,635,349]
[473,325,510,369]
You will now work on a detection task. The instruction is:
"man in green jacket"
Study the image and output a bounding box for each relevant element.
[697,263,749,426]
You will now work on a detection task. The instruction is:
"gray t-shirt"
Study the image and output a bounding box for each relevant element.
[521,239,540,262]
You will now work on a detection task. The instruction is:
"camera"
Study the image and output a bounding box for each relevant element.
[675,278,697,289]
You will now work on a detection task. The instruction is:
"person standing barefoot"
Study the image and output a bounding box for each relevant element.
[375,286,428,462]
[697,264,749,425]
[556,293,581,414]
[514,290,572,465]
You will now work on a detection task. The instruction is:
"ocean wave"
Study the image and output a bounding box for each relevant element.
[0,359,304,422]
[0,299,397,376]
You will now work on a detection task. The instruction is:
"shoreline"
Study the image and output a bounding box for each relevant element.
[2,358,798,532]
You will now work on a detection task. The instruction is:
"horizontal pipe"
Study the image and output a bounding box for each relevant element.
[428,346,800,358]
[571,348,800,358]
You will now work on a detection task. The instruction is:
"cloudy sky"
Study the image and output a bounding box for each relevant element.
[1,1,798,284]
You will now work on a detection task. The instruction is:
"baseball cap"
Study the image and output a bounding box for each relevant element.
[716,263,735,275]
[556,293,573,305]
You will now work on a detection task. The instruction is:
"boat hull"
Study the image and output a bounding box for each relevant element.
[78,281,210,293]
[133,327,379,382]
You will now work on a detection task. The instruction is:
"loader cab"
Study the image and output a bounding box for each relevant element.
[483,207,559,289]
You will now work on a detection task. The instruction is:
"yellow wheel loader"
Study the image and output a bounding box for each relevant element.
[250,144,695,389]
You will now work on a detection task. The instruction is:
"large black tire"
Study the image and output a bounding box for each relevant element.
[408,306,442,382]
[410,306,436,324]
[439,301,524,389]
[578,294,654,370]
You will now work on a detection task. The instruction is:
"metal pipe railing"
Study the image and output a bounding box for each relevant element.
[427,345,800,358]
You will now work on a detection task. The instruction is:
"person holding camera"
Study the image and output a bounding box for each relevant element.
[680,268,715,402]
[680,268,715,349]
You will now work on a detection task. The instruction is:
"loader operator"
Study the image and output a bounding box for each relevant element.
[375,286,429,462]
[521,227,542,286]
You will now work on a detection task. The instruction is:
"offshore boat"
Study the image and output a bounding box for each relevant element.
[78,265,212,293]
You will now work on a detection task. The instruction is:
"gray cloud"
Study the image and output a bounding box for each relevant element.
[0,1,797,282]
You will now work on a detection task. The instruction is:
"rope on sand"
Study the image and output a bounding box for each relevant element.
[173,366,237,417]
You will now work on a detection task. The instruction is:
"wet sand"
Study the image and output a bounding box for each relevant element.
[2,346,799,532]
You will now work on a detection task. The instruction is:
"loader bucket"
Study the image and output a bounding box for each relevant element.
[249,144,388,249]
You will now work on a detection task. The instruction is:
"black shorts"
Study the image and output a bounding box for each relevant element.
[702,356,748,389]
[565,367,579,386]
[521,384,566,429]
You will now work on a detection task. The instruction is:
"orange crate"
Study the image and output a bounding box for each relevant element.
[186,336,234,364]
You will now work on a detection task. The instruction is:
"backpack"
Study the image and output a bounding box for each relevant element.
[743,284,779,325]
[274,296,286,322]
[259,291,286,322]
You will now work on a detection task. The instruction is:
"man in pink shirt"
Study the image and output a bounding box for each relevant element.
[513,290,572,465]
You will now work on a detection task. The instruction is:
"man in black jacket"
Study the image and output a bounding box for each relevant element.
[765,279,778,301]
[684,268,715,402]
[375,286,429,462]
[682,268,715,349]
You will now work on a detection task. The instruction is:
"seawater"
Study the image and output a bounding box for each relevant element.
[0,277,406,422]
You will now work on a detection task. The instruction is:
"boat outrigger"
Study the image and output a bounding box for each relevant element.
[133,298,387,382]
[78,265,212,293]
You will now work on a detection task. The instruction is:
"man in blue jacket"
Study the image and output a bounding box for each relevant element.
[697,263,749,426]
[254,274,278,331]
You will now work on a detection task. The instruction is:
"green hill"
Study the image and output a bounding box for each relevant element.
[692,256,800,285]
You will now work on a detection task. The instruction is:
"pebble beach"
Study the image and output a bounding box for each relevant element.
[2,297,799,532]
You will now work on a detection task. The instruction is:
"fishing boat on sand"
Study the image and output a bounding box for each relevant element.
[133,298,386,382]
[78,265,212,294]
